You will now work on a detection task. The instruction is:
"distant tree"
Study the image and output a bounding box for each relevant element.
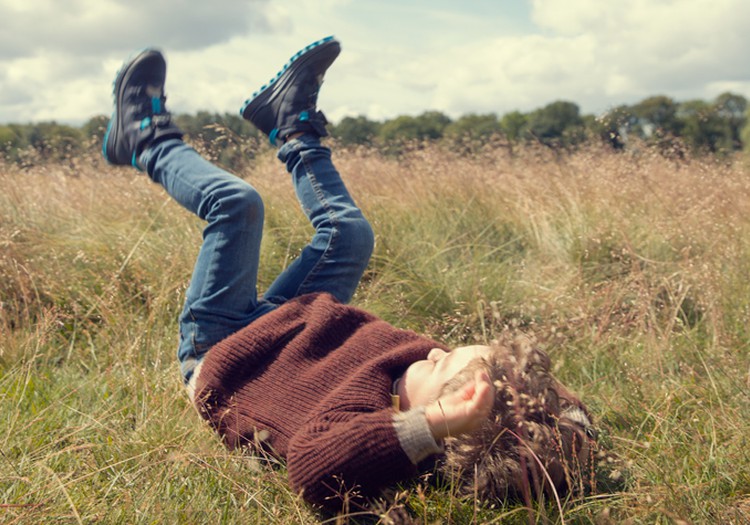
[182,111,223,142]
[378,115,419,143]
[442,113,501,141]
[416,111,452,139]
[499,111,528,142]
[27,122,84,160]
[0,124,26,156]
[678,99,727,153]
[378,111,451,143]
[219,113,257,139]
[172,112,260,170]
[632,95,682,138]
[713,92,747,150]
[0,126,13,148]
[82,115,110,144]
[526,101,584,147]
[742,105,750,154]
[330,115,381,145]
[592,105,636,149]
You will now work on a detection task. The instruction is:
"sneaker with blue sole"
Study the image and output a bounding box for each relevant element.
[102,49,183,169]
[240,36,341,146]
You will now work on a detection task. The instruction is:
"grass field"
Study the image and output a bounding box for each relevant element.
[1,140,749,524]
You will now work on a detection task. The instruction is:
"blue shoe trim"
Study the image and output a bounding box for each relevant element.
[299,111,309,122]
[240,35,336,116]
[269,128,280,146]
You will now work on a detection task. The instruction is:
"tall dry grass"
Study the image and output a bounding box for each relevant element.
[1,141,749,524]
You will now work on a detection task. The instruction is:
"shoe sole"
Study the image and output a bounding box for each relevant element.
[102,49,165,166]
[240,36,340,122]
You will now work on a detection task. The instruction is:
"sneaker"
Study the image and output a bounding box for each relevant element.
[102,49,183,168]
[240,36,341,146]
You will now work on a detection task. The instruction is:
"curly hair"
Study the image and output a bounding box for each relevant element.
[437,334,601,503]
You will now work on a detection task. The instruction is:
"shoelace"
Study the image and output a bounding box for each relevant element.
[125,86,172,129]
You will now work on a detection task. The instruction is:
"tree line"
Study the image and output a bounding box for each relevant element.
[329,92,748,155]
[1,92,748,168]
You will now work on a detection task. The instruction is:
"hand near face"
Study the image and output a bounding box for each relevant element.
[425,369,495,440]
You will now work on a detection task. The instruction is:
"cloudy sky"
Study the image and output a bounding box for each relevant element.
[2,0,750,125]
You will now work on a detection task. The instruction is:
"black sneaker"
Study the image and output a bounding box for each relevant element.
[102,49,183,168]
[240,36,341,146]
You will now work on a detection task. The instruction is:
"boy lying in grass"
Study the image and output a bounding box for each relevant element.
[102,36,603,513]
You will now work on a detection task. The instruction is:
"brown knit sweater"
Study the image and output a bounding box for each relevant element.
[192,292,447,509]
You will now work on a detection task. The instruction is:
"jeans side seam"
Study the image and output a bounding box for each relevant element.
[295,151,340,295]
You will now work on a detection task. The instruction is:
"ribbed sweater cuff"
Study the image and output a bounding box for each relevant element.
[392,407,443,464]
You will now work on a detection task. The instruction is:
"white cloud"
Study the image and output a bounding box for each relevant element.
[359,0,750,118]
[529,0,750,98]
[0,0,273,58]
[0,0,749,124]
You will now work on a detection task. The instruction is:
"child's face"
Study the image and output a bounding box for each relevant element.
[399,345,491,409]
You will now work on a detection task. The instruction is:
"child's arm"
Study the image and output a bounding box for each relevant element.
[286,406,438,509]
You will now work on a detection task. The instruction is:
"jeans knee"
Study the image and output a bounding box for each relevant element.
[234,184,264,221]
[340,214,374,266]
[210,181,264,225]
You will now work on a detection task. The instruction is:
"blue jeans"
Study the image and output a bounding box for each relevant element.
[140,134,374,381]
